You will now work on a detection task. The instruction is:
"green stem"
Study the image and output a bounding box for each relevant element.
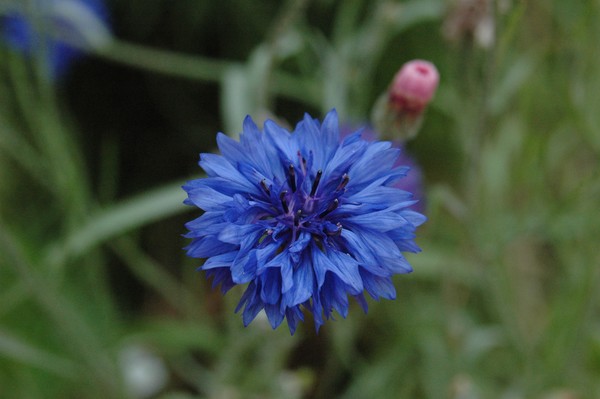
[110,237,197,316]
[92,38,320,107]
[255,0,311,110]
[45,180,190,268]
[96,39,228,82]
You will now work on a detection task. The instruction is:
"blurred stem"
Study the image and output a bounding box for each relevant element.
[171,354,215,395]
[332,0,364,46]
[0,281,28,318]
[463,48,496,208]
[0,120,53,193]
[0,224,124,398]
[15,1,92,227]
[7,56,91,229]
[0,328,77,378]
[254,0,311,111]
[110,237,197,317]
[97,133,120,204]
[45,179,190,268]
[539,244,600,387]
[464,1,502,209]
[93,38,319,106]
[2,55,57,192]
[348,2,396,116]
[458,6,535,376]
[96,39,228,81]
[37,87,91,227]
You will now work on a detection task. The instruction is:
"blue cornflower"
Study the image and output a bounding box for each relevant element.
[2,0,110,78]
[183,110,426,334]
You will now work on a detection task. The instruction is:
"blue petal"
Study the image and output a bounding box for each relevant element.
[216,132,247,165]
[218,223,263,245]
[184,212,228,237]
[231,252,257,284]
[285,306,304,335]
[260,268,282,305]
[296,114,323,165]
[296,110,340,170]
[261,250,294,293]
[394,239,422,253]
[380,255,413,274]
[288,231,311,254]
[206,268,235,293]
[354,293,369,313]
[346,143,399,187]
[240,116,285,179]
[399,210,427,227]
[265,303,285,329]
[185,236,237,258]
[319,140,368,193]
[199,153,259,195]
[185,185,232,211]
[288,260,314,306]
[324,249,363,294]
[281,257,294,294]
[264,119,296,165]
[341,228,405,276]
[202,251,237,270]
[185,176,250,197]
[346,209,409,232]
[345,178,413,208]
[360,270,396,300]
[320,109,341,153]
[311,245,363,294]
[241,287,264,326]
[340,229,377,268]
[321,274,350,318]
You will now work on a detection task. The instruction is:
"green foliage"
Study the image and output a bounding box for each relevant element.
[1,0,599,398]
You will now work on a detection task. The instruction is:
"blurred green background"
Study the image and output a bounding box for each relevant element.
[1,0,599,398]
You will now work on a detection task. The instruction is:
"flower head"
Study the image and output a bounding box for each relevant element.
[2,0,111,78]
[372,59,439,141]
[389,60,439,115]
[183,110,426,334]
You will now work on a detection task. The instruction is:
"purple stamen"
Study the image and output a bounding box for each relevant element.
[336,174,349,191]
[310,170,322,197]
[288,164,297,192]
[319,198,339,218]
[280,190,289,213]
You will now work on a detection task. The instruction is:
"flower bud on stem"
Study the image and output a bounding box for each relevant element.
[372,60,439,141]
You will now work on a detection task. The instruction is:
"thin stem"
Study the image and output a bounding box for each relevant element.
[255,0,311,110]
[91,38,321,107]
[96,39,228,82]
[44,179,190,268]
[110,237,197,317]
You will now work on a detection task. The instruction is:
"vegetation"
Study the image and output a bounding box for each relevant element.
[1,0,599,398]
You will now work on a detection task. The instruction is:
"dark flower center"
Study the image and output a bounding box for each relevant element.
[257,154,351,245]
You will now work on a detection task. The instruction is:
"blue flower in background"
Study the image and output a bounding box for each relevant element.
[183,110,426,334]
[2,0,110,78]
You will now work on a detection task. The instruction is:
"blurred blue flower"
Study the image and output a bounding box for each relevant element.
[183,110,426,334]
[2,0,111,78]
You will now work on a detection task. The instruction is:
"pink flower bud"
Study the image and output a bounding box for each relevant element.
[389,60,439,115]
[371,60,440,141]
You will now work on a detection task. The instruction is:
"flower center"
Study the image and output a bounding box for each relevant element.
[258,159,350,242]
